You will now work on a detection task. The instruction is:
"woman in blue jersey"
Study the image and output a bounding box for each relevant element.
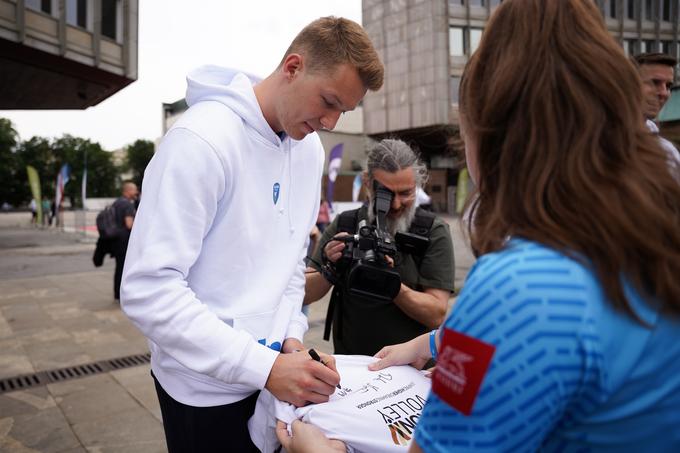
[367,0,680,451]
[278,0,680,452]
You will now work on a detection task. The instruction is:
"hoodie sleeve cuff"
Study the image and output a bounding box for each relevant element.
[285,318,308,343]
[229,336,279,390]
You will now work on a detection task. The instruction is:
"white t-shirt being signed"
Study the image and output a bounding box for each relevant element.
[248,355,432,453]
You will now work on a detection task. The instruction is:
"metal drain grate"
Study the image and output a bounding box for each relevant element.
[0,352,151,394]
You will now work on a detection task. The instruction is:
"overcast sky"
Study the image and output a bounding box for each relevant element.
[2,0,362,150]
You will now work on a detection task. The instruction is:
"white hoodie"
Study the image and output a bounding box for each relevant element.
[121,66,324,406]
[646,119,680,178]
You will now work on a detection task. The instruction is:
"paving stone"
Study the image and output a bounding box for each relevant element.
[0,406,80,453]
[50,312,105,333]
[0,311,13,339]
[42,302,83,321]
[48,374,141,426]
[1,303,52,333]
[16,327,71,347]
[23,338,92,372]
[77,335,147,362]
[110,365,162,422]
[0,338,33,379]
[0,387,55,417]
[70,407,166,453]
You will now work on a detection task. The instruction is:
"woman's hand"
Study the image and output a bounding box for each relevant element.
[276,420,346,453]
[368,332,433,371]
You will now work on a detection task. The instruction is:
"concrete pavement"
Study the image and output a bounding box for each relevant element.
[0,211,475,452]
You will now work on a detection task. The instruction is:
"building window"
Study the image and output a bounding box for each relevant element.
[101,0,119,41]
[449,26,465,57]
[469,0,485,6]
[470,28,483,54]
[623,39,637,55]
[26,0,52,15]
[662,41,672,55]
[643,0,654,20]
[644,40,657,52]
[66,0,88,29]
[603,0,617,19]
[451,76,461,104]
[661,0,672,21]
[626,0,637,20]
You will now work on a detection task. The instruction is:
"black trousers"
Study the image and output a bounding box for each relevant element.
[113,238,128,300]
[152,373,260,453]
[114,251,125,300]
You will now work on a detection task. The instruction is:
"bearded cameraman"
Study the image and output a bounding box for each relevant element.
[304,139,455,356]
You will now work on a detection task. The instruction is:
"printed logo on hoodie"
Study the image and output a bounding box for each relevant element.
[273,183,280,205]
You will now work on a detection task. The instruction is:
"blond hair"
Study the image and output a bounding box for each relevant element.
[282,16,384,91]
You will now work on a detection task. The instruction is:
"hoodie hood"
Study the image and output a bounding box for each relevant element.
[186,65,281,144]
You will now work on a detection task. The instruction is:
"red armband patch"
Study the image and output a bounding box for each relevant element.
[431,328,496,415]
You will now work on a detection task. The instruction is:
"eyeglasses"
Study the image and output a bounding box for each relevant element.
[392,188,416,201]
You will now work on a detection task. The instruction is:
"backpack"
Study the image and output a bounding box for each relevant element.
[96,204,120,239]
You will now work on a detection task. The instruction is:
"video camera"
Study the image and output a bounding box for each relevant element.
[333,181,402,302]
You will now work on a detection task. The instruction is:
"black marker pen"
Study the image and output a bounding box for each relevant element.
[308,348,341,389]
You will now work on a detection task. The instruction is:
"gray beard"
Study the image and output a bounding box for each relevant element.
[367,198,417,237]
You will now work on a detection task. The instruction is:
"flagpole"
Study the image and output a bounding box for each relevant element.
[81,151,88,237]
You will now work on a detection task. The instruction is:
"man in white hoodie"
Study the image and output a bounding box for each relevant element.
[120,16,384,452]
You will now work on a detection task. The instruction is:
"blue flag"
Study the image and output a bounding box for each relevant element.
[55,164,71,210]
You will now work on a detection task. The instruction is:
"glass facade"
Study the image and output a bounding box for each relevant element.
[470,28,483,55]
[643,0,654,21]
[626,0,637,20]
[449,26,465,56]
[25,0,52,15]
[662,0,672,22]
[66,0,88,29]
[450,76,461,104]
[101,0,118,40]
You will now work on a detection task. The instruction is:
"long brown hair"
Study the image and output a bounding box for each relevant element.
[460,0,680,317]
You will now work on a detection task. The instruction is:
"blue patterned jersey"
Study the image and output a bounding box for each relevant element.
[415,239,680,452]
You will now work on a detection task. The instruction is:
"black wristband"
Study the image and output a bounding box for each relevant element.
[320,262,339,285]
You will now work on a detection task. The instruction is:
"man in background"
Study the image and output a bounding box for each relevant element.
[634,52,680,172]
[112,181,137,301]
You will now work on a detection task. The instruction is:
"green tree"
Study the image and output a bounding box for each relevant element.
[14,136,55,206]
[0,118,20,206]
[52,135,118,207]
[124,139,155,187]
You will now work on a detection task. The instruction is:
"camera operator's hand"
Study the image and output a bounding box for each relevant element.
[266,349,340,407]
[323,232,350,263]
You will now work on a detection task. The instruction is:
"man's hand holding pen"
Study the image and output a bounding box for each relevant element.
[266,345,341,407]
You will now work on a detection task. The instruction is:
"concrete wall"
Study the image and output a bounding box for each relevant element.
[363,0,450,135]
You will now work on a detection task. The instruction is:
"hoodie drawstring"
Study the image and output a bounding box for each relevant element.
[286,138,294,236]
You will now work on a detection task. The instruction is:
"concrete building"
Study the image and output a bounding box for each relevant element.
[362,0,680,212]
[0,0,138,109]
